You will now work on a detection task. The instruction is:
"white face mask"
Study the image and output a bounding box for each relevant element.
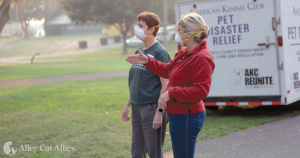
[134,25,159,41]
[175,32,184,47]
[135,26,146,41]
[175,31,205,47]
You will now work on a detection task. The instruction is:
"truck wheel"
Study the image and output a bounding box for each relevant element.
[205,106,219,111]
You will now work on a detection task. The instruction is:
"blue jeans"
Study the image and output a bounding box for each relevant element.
[167,111,206,158]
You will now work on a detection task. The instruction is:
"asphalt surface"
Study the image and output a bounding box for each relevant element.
[0,43,122,63]
[0,71,129,88]
[194,115,300,158]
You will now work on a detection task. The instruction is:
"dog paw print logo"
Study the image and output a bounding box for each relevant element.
[3,141,17,156]
[233,69,244,86]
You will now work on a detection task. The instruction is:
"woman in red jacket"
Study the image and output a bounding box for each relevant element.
[126,12,215,158]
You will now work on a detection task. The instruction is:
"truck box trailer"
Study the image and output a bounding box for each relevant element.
[174,0,300,107]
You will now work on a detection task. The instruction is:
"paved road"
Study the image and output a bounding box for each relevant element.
[194,115,300,158]
[0,43,122,64]
[0,71,128,88]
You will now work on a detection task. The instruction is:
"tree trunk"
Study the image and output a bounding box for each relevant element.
[118,22,128,55]
[117,21,132,55]
[24,27,29,38]
[0,0,11,34]
[122,32,128,54]
[22,23,29,38]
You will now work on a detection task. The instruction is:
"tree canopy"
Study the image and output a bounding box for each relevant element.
[60,0,166,54]
[1,0,51,36]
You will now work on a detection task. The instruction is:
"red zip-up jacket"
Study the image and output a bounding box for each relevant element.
[144,40,215,114]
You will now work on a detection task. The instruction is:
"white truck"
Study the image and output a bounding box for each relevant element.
[174,0,300,108]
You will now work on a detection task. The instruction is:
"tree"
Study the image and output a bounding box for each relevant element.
[4,0,50,38]
[44,0,63,22]
[43,0,63,36]
[0,0,11,33]
[167,0,175,25]
[17,0,48,38]
[60,0,161,54]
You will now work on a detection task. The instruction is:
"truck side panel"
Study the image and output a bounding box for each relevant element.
[175,0,281,97]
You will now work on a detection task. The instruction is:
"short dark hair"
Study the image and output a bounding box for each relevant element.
[137,11,161,36]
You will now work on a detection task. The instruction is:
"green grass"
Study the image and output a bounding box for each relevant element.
[0,41,178,80]
[0,34,102,58]
[0,47,132,80]
[1,77,300,157]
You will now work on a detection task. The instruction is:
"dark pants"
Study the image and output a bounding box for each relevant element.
[131,103,168,158]
[168,110,206,158]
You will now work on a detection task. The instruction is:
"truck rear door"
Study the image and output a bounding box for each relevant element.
[281,0,300,104]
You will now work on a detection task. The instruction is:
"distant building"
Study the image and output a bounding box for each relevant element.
[44,14,103,36]
[1,21,42,38]
[1,22,22,37]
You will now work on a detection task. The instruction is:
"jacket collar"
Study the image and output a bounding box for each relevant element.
[186,40,207,55]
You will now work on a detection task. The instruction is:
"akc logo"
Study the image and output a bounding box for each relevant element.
[233,69,244,86]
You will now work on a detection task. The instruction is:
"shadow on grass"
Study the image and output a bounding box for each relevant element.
[208,101,300,117]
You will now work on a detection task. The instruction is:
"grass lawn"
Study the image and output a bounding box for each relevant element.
[1,77,300,157]
[0,34,102,58]
[0,41,178,81]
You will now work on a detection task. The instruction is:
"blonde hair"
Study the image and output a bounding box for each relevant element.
[176,12,209,43]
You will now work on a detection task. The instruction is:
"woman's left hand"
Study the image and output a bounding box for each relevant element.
[125,49,148,64]
[158,91,170,109]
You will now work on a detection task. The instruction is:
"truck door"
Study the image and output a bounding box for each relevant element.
[175,0,281,102]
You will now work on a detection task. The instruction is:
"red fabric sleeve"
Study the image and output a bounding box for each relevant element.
[168,55,214,102]
[144,51,181,79]
[169,86,176,100]
[143,56,171,78]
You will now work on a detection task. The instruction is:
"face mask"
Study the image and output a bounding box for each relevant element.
[135,25,159,41]
[175,31,205,47]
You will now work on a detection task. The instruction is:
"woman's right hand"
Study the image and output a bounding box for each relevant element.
[125,49,148,64]
[122,106,130,122]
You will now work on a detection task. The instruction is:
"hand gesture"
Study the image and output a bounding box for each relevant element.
[125,49,148,64]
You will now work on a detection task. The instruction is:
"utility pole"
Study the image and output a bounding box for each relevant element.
[16,3,19,41]
[163,0,167,49]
